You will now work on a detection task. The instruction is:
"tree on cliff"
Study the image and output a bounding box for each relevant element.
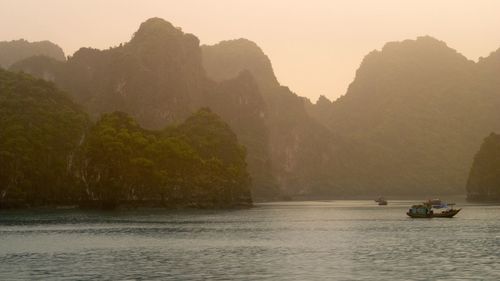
[77,108,251,207]
[0,69,88,205]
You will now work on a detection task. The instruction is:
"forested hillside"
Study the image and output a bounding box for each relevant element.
[0,69,251,208]
[9,19,500,199]
[466,133,500,201]
[11,18,279,199]
[0,69,88,206]
[308,37,500,195]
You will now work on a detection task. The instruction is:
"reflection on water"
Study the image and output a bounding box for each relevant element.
[1,201,499,280]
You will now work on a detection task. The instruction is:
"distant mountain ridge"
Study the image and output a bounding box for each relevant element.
[8,19,500,198]
[202,39,345,196]
[308,36,500,195]
[10,18,279,199]
[0,39,65,68]
[202,39,280,91]
[11,18,207,127]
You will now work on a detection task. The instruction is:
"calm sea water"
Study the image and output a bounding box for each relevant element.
[0,200,499,280]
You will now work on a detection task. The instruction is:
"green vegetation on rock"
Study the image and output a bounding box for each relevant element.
[466,133,500,201]
[0,69,251,208]
[78,108,251,208]
[308,36,500,196]
[0,69,88,206]
[11,18,279,200]
[8,19,500,199]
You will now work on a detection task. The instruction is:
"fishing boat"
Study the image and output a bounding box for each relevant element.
[375,197,388,205]
[406,203,460,218]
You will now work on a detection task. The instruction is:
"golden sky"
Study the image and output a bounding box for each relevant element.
[1,0,499,101]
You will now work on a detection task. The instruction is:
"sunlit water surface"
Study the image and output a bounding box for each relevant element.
[1,201,499,280]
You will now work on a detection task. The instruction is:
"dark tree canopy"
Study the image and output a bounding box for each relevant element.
[0,69,251,208]
[8,18,500,199]
[0,69,88,205]
[10,19,279,200]
[78,109,252,208]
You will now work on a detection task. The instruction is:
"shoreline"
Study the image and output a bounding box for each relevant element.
[3,197,500,211]
[0,200,253,210]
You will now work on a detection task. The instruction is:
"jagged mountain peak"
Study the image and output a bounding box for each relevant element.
[374,36,467,62]
[0,39,66,68]
[132,17,181,39]
[478,47,500,75]
[350,35,474,93]
[316,95,332,106]
[382,36,450,51]
[129,17,200,53]
[211,38,262,51]
[202,38,279,91]
[364,35,471,66]
[479,47,500,63]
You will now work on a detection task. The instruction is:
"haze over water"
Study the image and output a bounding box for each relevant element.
[1,201,499,280]
[1,1,500,280]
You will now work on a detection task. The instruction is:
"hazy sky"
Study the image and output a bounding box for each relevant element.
[1,0,499,101]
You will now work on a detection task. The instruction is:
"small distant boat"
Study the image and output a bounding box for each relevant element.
[375,197,388,205]
[406,203,461,218]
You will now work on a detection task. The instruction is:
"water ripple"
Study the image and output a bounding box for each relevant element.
[0,201,499,280]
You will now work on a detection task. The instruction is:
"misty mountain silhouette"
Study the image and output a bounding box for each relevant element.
[0,39,65,68]
[9,19,500,199]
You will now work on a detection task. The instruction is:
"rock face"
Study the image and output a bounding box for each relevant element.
[0,39,65,68]
[10,18,279,199]
[202,39,280,91]
[13,18,206,128]
[467,133,500,201]
[204,71,279,199]
[10,18,500,198]
[202,39,342,197]
[309,36,500,195]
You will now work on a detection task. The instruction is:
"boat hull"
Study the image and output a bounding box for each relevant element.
[432,208,461,218]
[407,209,461,218]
